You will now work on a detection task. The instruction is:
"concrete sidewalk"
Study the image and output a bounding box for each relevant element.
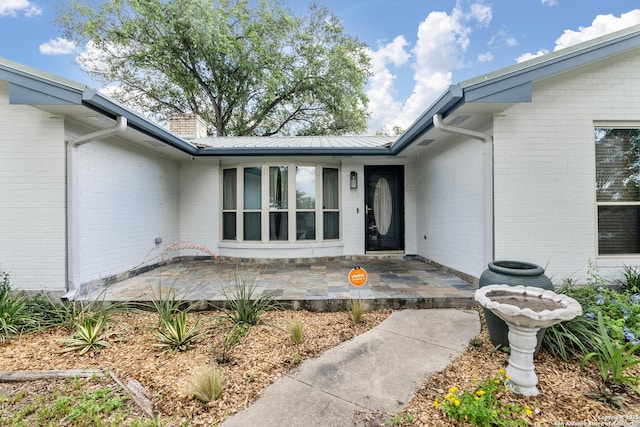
[223,309,480,427]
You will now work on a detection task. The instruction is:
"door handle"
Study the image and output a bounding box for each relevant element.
[365,205,373,213]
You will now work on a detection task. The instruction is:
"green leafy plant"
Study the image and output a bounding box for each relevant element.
[150,282,183,325]
[434,370,533,426]
[384,413,415,426]
[58,316,111,355]
[154,311,206,352]
[349,299,365,323]
[619,264,640,293]
[0,272,39,342]
[222,269,280,326]
[580,311,640,401]
[216,323,249,364]
[186,365,225,403]
[288,318,304,346]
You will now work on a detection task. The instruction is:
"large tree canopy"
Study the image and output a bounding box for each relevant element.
[56,0,371,136]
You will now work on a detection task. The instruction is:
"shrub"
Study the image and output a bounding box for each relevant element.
[57,316,111,355]
[349,299,365,323]
[619,264,640,293]
[154,311,206,352]
[434,370,533,426]
[186,365,225,402]
[0,272,39,342]
[222,269,280,326]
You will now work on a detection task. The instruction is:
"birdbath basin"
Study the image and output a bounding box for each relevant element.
[475,285,582,396]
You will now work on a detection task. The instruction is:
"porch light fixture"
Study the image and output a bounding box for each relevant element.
[350,171,358,189]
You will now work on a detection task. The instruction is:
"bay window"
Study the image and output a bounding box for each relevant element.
[595,127,640,255]
[222,164,340,242]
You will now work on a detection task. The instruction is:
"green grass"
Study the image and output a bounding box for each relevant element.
[0,377,161,426]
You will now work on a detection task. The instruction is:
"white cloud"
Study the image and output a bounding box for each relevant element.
[516,50,549,63]
[39,38,77,55]
[0,0,42,17]
[478,52,494,62]
[541,0,558,6]
[554,9,640,50]
[366,1,491,133]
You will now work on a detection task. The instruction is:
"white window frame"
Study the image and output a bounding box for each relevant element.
[220,163,341,243]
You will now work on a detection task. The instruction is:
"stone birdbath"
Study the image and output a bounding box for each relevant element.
[475,285,582,396]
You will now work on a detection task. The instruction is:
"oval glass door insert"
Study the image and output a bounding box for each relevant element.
[373,177,392,235]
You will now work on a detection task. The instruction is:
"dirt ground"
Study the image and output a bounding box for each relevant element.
[1,309,639,426]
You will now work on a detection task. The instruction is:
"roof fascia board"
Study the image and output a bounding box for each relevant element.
[463,28,640,102]
[196,146,392,156]
[389,85,464,154]
[82,90,198,155]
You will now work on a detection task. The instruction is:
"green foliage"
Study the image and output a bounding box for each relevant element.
[434,369,533,427]
[58,316,111,355]
[580,312,640,397]
[288,318,304,346]
[55,0,371,137]
[154,311,206,352]
[150,282,183,325]
[222,269,280,326]
[216,322,249,364]
[383,413,415,426]
[349,299,365,323]
[619,264,640,293]
[186,365,225,403]
[435,370,533,426]
[0,272,39,342]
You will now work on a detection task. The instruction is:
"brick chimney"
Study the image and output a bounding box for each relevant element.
[168,114,207,140]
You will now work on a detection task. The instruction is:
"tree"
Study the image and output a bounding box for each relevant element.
[56,0,371,136]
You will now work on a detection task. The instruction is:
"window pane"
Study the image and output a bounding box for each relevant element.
[323,212,339,239]
[223,212,236,240]
[596,128,640,202]
[243,212,261,241]
[598,205,640,254]
[296,166,315,209]
[269,212,288,241]
[244,167,261,209]
[296,212,315,240]
[223,168,237,210]
[269,166,288,209]
[323,168,339,209]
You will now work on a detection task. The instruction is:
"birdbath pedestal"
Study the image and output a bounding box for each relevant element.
[475,285,582,396]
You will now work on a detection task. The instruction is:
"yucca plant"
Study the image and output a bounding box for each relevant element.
[58,316,111,355]
[0,272,39,342]
[154,311,207,352]
[186,365,225,402]
[222,269,280,326]
[217,323,249,364]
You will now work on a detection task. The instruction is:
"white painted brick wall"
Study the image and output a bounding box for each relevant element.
[413,137,486,278]
[0,82,67,291]
[494,50,640,282]
[76,139,180,285]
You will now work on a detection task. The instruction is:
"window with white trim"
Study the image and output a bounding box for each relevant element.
[222,164,340,242]
[595,126,640,255]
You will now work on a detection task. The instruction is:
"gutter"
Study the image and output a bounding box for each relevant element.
[65,116,128,299]
[432,113,494,267]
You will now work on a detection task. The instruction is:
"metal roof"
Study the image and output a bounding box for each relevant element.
[2,23,640,157]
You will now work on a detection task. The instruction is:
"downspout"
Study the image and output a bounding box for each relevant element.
[65,116,128,298]
[433,113,494,267]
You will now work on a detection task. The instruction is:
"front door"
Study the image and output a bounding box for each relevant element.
[365,165,404,252]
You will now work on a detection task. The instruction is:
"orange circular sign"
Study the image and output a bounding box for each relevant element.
[349,267,368,287]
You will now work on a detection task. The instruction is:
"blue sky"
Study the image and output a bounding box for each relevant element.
[1,0,640,133]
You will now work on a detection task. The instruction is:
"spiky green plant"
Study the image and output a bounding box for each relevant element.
[217,323,249,364]
[0,272,39,342]
[154,312,206,352]
[58,316,111,355]
[288,319,304,346]
[222,269,280,326]
[186,365,225,402]
[349,299,366,323]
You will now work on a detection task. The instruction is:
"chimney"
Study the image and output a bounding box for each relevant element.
[168,114,207,140]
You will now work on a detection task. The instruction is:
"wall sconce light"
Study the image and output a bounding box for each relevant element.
[350,171,358,189]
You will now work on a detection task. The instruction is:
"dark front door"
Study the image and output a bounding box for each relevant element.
[365,165,404,252]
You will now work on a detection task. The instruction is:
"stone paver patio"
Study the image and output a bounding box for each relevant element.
[81,256,478,311]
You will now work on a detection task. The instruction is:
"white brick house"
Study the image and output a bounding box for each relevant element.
[2,25,640,294]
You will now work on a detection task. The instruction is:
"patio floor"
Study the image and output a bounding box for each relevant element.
[80,256,478,311]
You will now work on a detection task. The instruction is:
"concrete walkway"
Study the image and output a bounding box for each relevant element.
[222,309,481,427]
